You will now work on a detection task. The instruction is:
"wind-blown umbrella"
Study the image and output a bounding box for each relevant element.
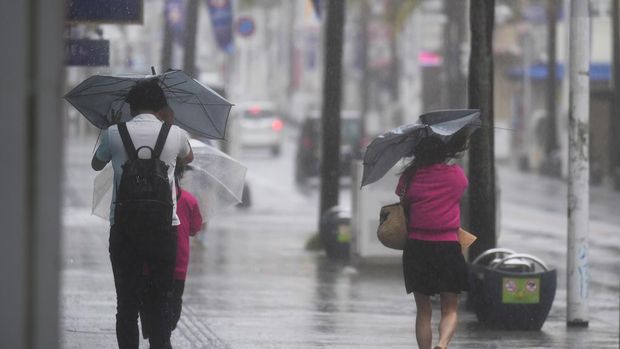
[92,139,246,220]
[361,109,480,187]
[64,69,233,139]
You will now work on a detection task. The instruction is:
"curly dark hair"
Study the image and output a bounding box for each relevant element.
[125,78,168,115]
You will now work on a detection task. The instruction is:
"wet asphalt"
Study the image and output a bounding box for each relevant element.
[61,131,619,348]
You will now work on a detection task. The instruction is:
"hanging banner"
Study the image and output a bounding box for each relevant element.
[165,0,186,44]
[205,0,234,54]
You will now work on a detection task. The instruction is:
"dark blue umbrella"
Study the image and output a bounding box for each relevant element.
[361,109,481,187]
[64,69,233,139]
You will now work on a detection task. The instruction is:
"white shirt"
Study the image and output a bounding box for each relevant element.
[94,113,191,226]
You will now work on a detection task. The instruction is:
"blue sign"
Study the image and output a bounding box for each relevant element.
[65,39,110,66]
[236,16,255,37]
[205,0,234,54]
[66,0,143,23]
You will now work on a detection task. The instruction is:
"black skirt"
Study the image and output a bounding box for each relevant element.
[402,239,469,296]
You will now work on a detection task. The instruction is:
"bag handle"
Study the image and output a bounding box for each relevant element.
[117,123,138,160]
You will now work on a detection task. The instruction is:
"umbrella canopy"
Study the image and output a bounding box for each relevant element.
[92,139,246,221]
[361,109,480,187]
[64,69,233,139]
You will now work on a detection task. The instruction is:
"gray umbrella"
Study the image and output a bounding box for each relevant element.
[64,69,233,139]
[361,109,481,187]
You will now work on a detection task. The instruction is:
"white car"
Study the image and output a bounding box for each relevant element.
[235,102,284,156]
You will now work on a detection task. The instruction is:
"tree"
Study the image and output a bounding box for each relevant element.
[183,0,200,78]
[542,0,561,176]
[467,0,496,260]
[319,0,345,222]
[161,0,173,71]
[443,0,467,108]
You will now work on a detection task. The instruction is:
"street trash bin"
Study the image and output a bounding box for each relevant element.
[319,206,351,260]
[468,249,557,330]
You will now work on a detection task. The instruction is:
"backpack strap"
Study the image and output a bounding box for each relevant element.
[153,123,172,159]
[117,123,138,160]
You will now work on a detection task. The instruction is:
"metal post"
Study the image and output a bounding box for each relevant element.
[567,0,590,327]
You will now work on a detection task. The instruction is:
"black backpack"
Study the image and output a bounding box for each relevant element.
[114,122,173,230]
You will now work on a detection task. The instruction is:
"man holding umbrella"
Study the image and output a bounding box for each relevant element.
[91,78,193,349]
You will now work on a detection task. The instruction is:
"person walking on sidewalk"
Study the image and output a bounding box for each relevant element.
[396,135,470,349]
[141,165,204,338]
[91,78,193,349]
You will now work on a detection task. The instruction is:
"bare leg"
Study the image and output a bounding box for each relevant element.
[413,292,433,349]
[437,292,459,348]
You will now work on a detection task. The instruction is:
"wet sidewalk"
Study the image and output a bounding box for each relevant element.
[61,138,619,348]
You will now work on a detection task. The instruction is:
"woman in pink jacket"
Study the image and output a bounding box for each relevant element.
[396,135,469,349]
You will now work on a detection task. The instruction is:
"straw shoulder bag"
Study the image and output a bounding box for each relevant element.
[376,179,410,250]
[377,202,408,250]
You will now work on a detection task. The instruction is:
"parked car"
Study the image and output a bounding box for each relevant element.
[234,101,284,156]
[295,110,362,184]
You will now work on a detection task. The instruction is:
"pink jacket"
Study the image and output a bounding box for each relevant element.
[174,189,203,280]
[396,163,468,241]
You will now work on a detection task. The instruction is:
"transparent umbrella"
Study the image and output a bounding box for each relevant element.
[92,139,246,221]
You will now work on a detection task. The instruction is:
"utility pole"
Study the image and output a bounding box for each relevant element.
[161,0,173,71]
[611,0,620,190]
[183,0,200,78]
[567,0,590,327]
[542,0,561,176]
[319,0,345,222]
[467,0,495,260]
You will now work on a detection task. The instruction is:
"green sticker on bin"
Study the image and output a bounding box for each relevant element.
[502,277,540,304]
[337,224,352,243]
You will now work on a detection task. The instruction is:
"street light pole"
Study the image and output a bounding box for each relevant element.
[567,0,590,327]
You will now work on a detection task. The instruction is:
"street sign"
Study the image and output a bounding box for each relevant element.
[65,39,110,66]
[66,0,143,24]
[236,16,255,37]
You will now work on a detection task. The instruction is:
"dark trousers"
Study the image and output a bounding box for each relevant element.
[141,279,185,338]
[109,224,177,349]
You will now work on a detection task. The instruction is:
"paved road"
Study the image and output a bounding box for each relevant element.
[61,129,619,348]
